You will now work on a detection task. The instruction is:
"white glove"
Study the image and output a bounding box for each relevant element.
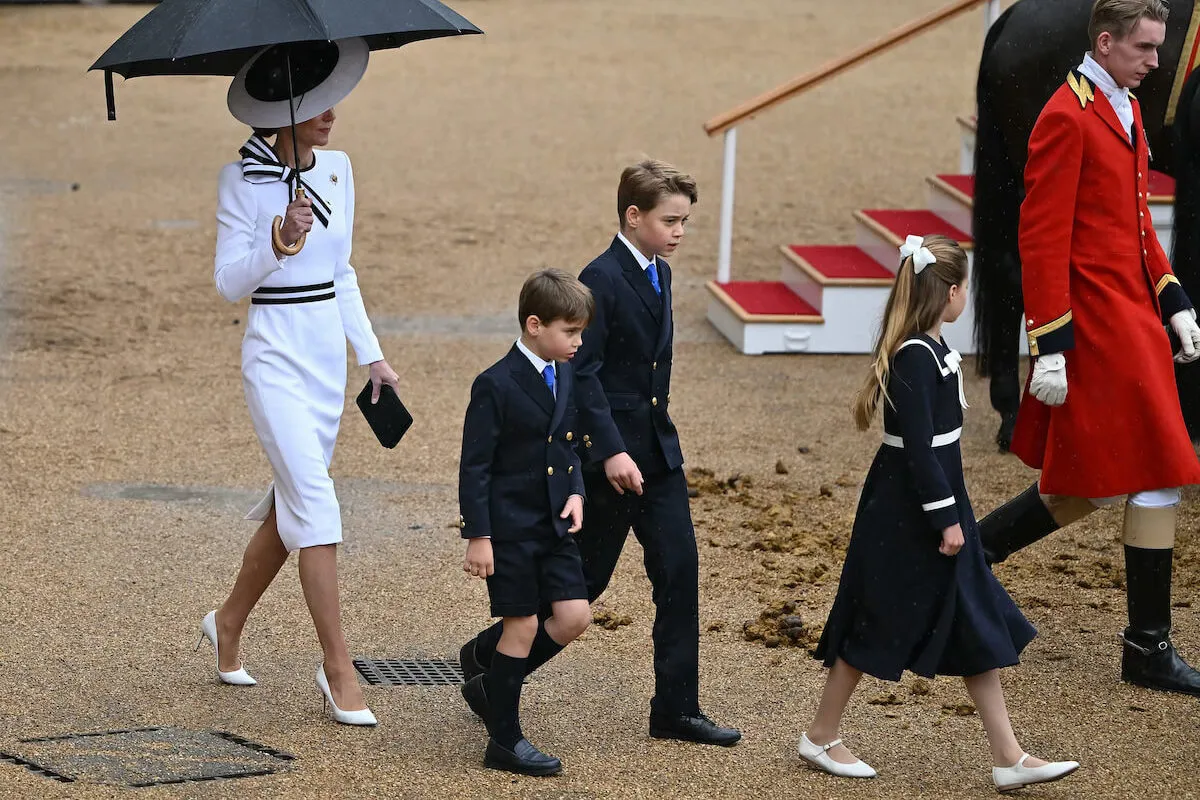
[1170,309,1200,364]
[1030,353,1067,406]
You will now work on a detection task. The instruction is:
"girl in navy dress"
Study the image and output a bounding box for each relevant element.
[800,235,1079,793]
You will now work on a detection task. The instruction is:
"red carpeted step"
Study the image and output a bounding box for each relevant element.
[708,281,822,319]
[856,208,973,248]
[782,245,894,283]
[933,174,974,200]
[1149,170,1175,201]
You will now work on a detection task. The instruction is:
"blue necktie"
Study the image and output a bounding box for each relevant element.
[542,364,556,397]
[646,262,661,296]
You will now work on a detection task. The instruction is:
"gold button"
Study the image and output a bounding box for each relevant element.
[652,397,658,406]
[1139,172,1143,178]
[1027,320,1034,327]
[547,435,553,443]
[652,361,658,369]
[1142,230,1147,236]
[586,441,593,448]
[583,434,590,441]
[547,466,554,476]
[566,432,573,441]
[1141,211,1145,218]
[568,465,574,473]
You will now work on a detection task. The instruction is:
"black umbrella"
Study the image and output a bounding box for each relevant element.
[90,0,482,119]
[90,0,481,253]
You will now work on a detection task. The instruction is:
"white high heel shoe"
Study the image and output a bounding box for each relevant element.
[196,610,257,686]
[798,732,877,778]
[993,753,1079,792]
[315,664,377,726]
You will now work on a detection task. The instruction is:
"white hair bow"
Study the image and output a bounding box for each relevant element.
[899,234,937,274]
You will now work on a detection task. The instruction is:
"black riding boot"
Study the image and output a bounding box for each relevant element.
[979,481,1059,565]
[1121,545,1200,696]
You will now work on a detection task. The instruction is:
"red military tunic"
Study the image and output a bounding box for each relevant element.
[1010,69,1200,497]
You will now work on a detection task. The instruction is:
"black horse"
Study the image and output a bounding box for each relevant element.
[972,0,1200,448]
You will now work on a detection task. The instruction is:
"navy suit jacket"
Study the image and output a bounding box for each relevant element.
[458,345,586,542]
[574,236,683,476]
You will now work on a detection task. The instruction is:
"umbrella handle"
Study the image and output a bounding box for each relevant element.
[272,187,307,256]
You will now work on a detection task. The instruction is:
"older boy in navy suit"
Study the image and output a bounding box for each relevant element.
[460,161,740,746]
[458,269,594,776]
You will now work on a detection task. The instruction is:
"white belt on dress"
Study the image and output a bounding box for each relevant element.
[882,427,962,449]
[251,281,335,305]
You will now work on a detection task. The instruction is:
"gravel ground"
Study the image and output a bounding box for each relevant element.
[1,1,1198,797]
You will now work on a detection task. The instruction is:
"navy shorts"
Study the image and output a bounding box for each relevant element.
[486,535,588,617]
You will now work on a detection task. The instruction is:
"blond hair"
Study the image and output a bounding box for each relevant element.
[852,235,969,431]
[518,268,595,329]
[1089,0,1169,45]
[617,159,698,228]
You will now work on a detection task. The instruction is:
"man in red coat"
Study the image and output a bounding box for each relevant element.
[979,0,1200,696]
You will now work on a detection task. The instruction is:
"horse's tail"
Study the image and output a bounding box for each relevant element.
[971,6,1024,379]
[1169,69,1200,438]
[1171,69,1200,278]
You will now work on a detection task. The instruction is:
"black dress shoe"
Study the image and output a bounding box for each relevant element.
[649,710,741,747]
[460,674,491,720]
[484,737,562,776]
[459,638,488,682]
[1122,635,1200,696]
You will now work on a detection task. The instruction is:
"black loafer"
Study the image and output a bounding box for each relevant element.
[460,674,491,720]
[484,737,562,776]
[459,638,488,682]
[649,710,741,747]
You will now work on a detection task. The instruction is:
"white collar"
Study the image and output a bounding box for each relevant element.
[1079,52,1128,105]
[617,231,657,272]
[515,338,555,379]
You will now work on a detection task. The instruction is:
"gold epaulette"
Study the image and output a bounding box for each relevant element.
[1067,71,1095,109]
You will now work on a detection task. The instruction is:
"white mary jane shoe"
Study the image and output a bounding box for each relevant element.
[195,610,257,686]
[315,664,377,726]
[993,753,1079,792]
[798,732,877,778]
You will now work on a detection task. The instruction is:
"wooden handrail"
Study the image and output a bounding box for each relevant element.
[704,0,987,136]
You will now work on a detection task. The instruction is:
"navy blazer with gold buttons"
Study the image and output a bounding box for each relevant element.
[458,345,585,541]
[574,236,683,477]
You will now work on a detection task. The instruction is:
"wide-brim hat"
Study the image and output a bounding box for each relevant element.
[227,37,368,129]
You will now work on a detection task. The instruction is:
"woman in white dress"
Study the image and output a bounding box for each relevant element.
[197,38,397,726]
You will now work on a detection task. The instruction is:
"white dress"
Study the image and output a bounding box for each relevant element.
[214,148,383,551]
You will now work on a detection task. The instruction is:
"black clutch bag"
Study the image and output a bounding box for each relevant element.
[356,381,413,449]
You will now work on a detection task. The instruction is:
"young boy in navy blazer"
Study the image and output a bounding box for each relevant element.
[458,268,595,776]
[459,161,740,747]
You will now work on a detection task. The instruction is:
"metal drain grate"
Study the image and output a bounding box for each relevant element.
[0,727,293,787]
[354,658,464,686]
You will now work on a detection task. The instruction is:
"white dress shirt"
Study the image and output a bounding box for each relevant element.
[516,337,555,397]
[1078,52,1133,142]
[617,230,658,276]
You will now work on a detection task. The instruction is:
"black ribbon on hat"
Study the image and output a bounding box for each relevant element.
[239,134,333,228]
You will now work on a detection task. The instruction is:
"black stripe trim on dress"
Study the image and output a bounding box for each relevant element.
[251,292,336,305]
[238,134,333,227]
[252,281,335,294]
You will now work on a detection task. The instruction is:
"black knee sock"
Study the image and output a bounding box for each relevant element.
[523,627,566,676]
[485,652,526,748]
[475,622,503,668]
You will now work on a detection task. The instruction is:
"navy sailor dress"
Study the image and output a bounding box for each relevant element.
[814,334,1036,681]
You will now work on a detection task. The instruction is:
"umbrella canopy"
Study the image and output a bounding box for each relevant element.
[90,0,481,117]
